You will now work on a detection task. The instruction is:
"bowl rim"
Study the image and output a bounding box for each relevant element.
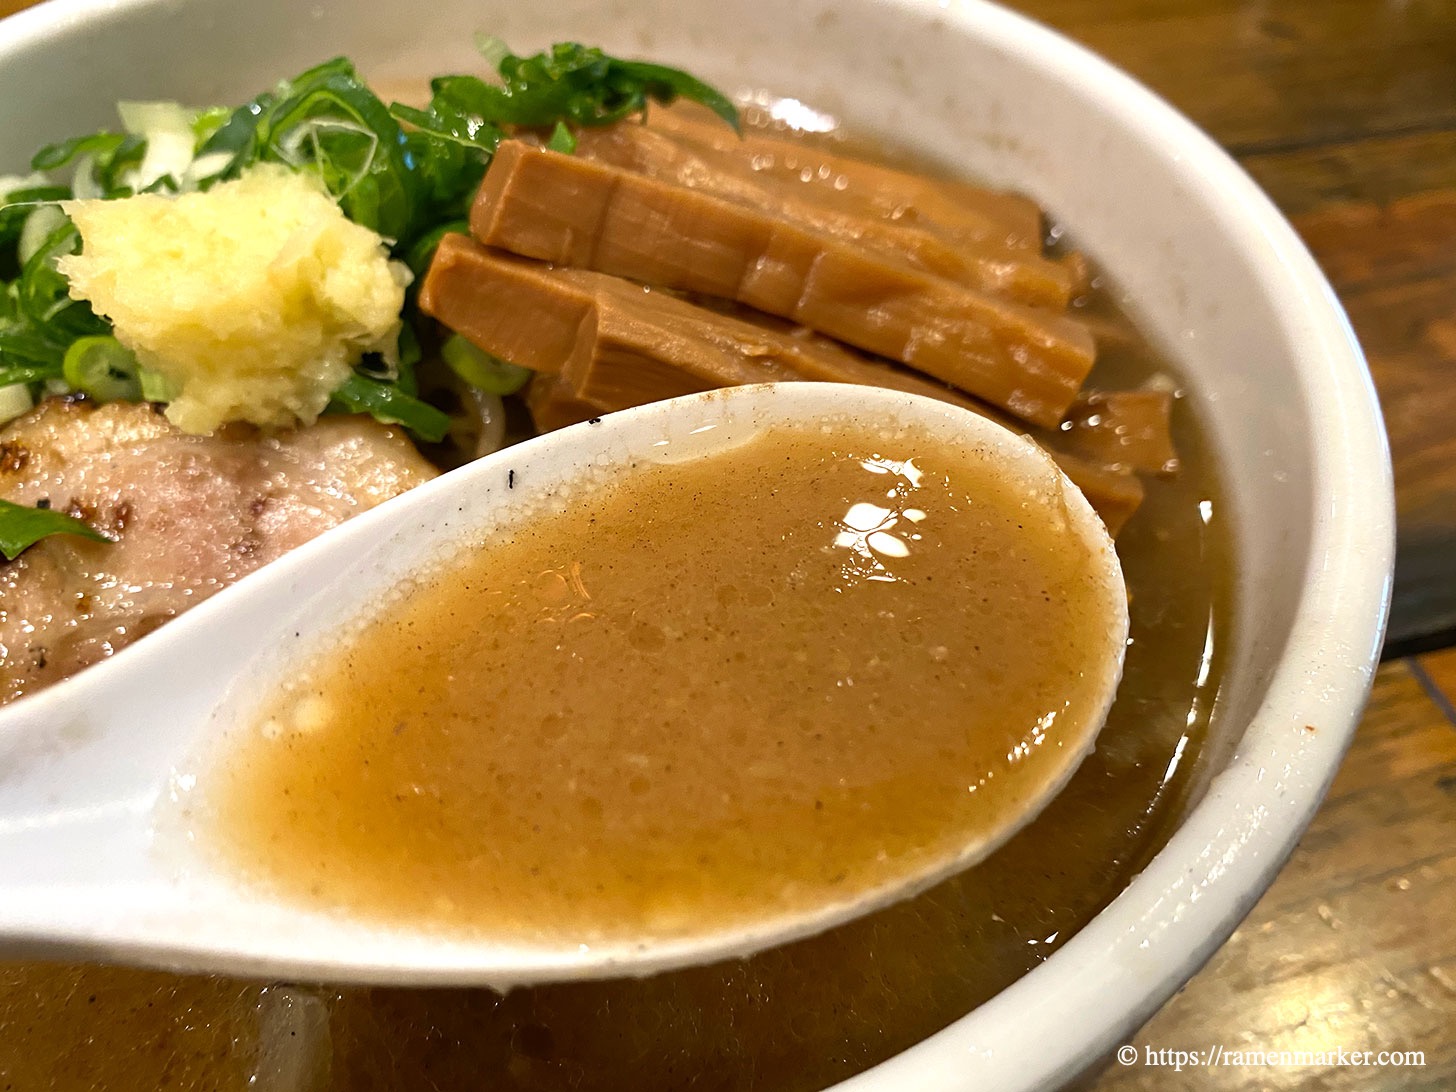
[0,0,1395,1087]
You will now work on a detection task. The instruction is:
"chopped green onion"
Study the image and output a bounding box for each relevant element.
[62,336,142,401]
[330,371,451,442]
[18,218,107,340]
[0,172,48,202]
[190,106,233,147]
[546,121,577,154]
[16,203,64,266]
[441,334,532,395]
[0,185,70,279]
[0,382,33,426]
[117,100,206,192]
[473,33,511,69]
[138,366,178,403]
[0,497,110,560]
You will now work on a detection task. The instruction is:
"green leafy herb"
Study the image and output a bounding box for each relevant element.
[387,41,738,225]
[0,38,737,441]
[193,58,421,243]
[411,41,739,132]
[0,498,110,560]
[0,331,65,377]
[0,214,102,390]
[31,132,126,172]
[32,131,147,199]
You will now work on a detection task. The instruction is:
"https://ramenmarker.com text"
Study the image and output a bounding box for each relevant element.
[1116,1044,1427,1072]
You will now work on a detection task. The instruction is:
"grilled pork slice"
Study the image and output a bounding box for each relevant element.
[0,400,436,704]
[470,141,1094,427]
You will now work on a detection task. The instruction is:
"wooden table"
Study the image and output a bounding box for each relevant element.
[1,0,1452,1087]
[994,3,1456,1088]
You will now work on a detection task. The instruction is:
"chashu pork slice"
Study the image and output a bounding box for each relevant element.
[0,399,436,704]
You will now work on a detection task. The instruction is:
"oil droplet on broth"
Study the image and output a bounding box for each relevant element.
[197,420,1124,943]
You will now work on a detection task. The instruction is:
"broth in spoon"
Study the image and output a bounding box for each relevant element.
[194,410,1126,945]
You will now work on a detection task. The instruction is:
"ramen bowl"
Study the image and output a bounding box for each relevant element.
[0,0,1392,1087]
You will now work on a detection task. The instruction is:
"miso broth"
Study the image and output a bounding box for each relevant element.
[200,416,1123,942]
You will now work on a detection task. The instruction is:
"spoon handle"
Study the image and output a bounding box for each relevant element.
[0,596,255,890]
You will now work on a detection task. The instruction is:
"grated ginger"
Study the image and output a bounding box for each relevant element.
[59,163,409,434]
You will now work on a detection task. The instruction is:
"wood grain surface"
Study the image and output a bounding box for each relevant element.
[1010,0,1456,649]
[0,0,1452,1088]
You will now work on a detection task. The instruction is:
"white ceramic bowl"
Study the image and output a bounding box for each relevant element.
[0,0,1393,1087]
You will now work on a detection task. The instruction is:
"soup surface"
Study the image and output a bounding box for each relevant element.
[199,417,1123,940]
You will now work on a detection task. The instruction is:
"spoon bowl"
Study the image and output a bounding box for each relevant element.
[0,382,1125,988]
